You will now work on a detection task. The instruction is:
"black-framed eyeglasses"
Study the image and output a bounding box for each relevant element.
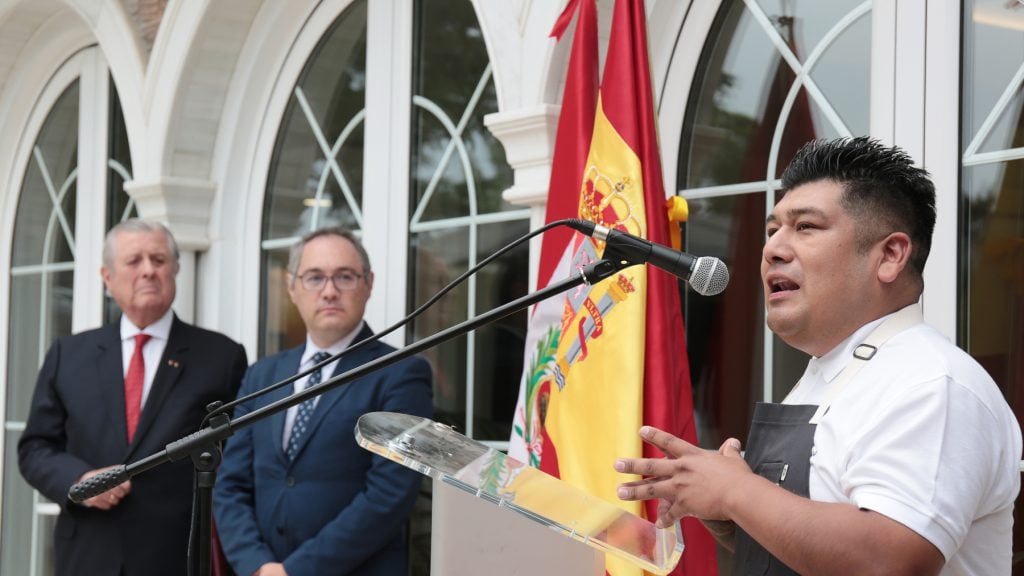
[294,270,364,291]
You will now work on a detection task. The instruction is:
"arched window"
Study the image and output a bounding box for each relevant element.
[2,50,134,576]
[406,0,525,443]
[676,0,870,454]
[257,2,519,570]
[259,2,368,355]
[959,0,1024,564]
[259,0,521,442]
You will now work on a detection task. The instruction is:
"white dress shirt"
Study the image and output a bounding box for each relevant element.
[119,309,174,409]
[281,321,365,451]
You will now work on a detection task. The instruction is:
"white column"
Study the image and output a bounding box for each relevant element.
[484,105,560,292]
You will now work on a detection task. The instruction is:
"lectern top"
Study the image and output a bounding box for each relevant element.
[355,411,683,575]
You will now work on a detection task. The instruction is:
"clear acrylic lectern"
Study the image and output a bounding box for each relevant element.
[355,411,683,575]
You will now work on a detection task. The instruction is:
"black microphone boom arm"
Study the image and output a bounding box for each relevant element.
[67,257,628,505]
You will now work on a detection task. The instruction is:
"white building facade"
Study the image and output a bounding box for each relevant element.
[0,0,1021,574]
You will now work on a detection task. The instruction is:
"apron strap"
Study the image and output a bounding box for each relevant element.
[808,303,923,424]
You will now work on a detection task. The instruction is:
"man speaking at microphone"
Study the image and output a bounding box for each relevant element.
[18,219,248,576]
[214,227,433,576]
[614,137,1021,574]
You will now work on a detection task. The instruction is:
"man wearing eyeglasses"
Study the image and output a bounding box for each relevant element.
[214,227,433,576]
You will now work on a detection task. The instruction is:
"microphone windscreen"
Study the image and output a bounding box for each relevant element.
[689,257,729,296]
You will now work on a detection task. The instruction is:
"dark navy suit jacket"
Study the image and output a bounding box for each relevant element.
[213,324,433,576]
[18,317,248,576]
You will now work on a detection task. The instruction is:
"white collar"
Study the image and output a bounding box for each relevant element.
[119,308,174,341]
[301,321,365,366]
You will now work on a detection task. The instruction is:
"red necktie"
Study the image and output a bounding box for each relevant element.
[124,333,152,442]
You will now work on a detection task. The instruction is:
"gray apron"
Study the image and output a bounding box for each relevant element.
[730,304,922,576]
[731,402,816,575]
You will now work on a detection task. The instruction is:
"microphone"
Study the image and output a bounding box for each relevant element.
[565,219,729,296]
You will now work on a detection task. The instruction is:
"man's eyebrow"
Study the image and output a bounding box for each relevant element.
[765,206,828,226]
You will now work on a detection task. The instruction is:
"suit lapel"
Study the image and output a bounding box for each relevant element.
[270,346,305,462]
[129,317,187,456]
[96,325,130,451]
[290,325,379,461]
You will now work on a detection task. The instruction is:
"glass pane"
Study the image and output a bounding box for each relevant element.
[961,2,1024,570]
[1,431,33,576]
[260,1,368,357]
[4,79,80,576]
[105,76,134,325]
[961,160,1024,575]
[262,1,367,243]
[978,84,1024,154]
[408,220,527,442]
[683,194,765,448]
[471,221,529,440]
[36,513,57,575]
[409,227,469,430]
[11,83,79,268]
[961,159,1023,391]
[681,1,868,188]
[807,10,870,137]
[754,0,865,63]
[680,1,871,455]
[410,0,512,222]
[107,75,134,226]
[683,3,773,188]
[260,247,306,357]
[773,86,830,178]
[407,0,518,445]
[963,1,1024,153]
[6,271,75,420]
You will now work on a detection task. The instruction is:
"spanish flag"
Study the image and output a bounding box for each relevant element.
[510,1,716,574]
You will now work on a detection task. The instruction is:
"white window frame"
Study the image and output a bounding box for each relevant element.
[669,1,873,403]
[246,0,526,443]
[241,0,414,353]
[0,45,114,576]
[872,0,960,339]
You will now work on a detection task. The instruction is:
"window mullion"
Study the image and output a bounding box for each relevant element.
[73,50,110,332]
[921,1,960,339]
[362,0,414,348]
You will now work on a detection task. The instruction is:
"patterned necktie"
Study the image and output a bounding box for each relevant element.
[287,351,331,460]
[124,333,152,442]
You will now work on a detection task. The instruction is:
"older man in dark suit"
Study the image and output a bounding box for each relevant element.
[214,227,433,576]
[18,219,248,576]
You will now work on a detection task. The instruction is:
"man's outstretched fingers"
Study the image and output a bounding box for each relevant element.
[639,426,696,458]
[617,478,666,501]
[614,457,674,477]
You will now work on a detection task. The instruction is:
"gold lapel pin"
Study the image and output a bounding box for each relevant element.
[167,359,181,368]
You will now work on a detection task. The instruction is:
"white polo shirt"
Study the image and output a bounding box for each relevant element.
[785,307,1022,575]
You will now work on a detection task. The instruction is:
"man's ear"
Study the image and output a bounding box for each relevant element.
[286,274,298,304]
[877,232,912,284]
[100,266,112,291]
